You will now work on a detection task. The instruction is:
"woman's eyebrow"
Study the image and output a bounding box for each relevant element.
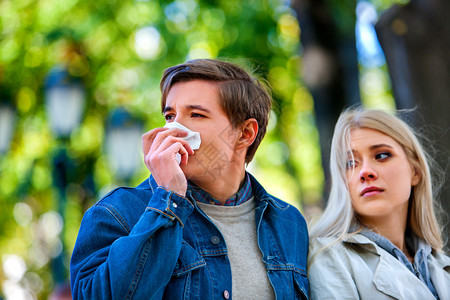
[369,143,394,151]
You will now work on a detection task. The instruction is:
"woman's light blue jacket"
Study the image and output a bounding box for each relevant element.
[308,234,450,299]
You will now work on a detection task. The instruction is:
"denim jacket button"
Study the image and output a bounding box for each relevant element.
[223,290,230,299]
[210,236,220,245]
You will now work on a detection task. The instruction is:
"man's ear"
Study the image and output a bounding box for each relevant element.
[236,118,258,151]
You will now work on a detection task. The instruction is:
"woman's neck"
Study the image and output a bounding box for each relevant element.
[361,213,412,261]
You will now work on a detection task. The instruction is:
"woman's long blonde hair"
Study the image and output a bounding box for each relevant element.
[310,108,444,251]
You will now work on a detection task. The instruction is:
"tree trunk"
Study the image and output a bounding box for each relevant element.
[375,0,450,248]
[291,0,361,204]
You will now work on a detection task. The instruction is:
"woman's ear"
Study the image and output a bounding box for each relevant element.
[236,118,258,151]
[411,167,421,186]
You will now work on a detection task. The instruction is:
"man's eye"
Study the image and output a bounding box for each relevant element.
[376,152,391,160]
[191,113,204,118]
[164,115,174,121]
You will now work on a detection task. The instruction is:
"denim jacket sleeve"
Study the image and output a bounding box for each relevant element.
[70,186,195,300]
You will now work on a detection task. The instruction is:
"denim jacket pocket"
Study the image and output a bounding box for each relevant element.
[165,242,206,299]
[173,242,206,276]
[267,262,309,300]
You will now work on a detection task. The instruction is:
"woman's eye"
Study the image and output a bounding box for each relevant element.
[376,152,391,160]
[346,159,356,169]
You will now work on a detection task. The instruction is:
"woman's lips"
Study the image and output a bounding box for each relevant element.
[360,186,384,197]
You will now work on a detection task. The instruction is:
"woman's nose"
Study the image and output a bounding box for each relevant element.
[359,162,377,182]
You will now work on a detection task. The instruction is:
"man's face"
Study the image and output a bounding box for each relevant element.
[163,80,241,182]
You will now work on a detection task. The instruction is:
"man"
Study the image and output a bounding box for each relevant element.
[70,59,309,299]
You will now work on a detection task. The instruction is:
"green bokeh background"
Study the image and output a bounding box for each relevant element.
[0,0,400,298]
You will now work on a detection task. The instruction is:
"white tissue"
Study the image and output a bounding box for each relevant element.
[163,122,201,164]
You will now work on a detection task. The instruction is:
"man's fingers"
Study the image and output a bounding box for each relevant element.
[170,141,190,165]
[142,127,167,156]
[148,128,189,153]
[158,136,194,157]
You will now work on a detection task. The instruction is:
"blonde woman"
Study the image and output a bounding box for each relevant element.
[308,108,450,299]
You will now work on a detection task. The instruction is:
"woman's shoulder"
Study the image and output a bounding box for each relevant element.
[308,236,348,263]
[307,236,362,299]
[308,234,381,286]
[309,236,348,251]
[309,233,378,259]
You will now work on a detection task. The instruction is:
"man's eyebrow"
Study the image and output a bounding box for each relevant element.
[163,104,212,114]
[187,104,211,113]
[163,106,173,114]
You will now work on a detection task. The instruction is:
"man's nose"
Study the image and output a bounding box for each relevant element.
[173,116,185,125]
[173,113,190,125]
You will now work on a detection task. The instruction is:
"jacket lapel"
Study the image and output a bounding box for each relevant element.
[345,235,404,298]
[372,252,405,299]
[428,251,450,298]
[346,234,441,300]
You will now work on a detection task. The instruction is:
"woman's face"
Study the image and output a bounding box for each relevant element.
[346,128,420,225]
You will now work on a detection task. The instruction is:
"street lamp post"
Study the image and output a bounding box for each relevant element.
[0,87,16,156]
[45,67,85,138]
[44,66,85,284]
[105,108,142,185]
[0,103,15,155]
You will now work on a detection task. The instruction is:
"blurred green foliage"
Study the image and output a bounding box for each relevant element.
[0,0,406,297]
[0,0,325,298]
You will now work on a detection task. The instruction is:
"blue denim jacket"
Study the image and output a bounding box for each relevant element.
[70,173,309,299]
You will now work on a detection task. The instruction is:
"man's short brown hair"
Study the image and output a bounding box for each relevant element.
[160,59,272,163]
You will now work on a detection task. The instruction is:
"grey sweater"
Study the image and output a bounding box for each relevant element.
[197,198,275,299]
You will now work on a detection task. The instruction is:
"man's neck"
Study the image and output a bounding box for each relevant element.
[190,164,246,205]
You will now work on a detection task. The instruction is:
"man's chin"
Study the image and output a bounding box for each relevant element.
[181,165,214,184]
[180,164,198,180]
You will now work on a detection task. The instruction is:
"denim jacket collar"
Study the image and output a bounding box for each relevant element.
[146,172,288,210]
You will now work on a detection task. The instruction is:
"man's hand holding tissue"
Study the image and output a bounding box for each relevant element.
[141,126,194,196]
